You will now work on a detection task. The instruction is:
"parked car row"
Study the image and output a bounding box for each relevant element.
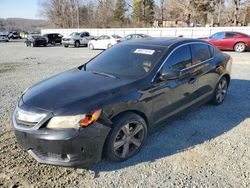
[4,30,247,52]
[23,32,151,49]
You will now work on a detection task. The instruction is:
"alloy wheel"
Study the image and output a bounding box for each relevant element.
[216,78,228,103]
[234,42,245,52]
[113,121,145,159]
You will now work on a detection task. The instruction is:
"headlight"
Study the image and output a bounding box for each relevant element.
[47,109,102,129]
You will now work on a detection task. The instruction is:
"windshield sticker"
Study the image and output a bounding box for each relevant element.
[134,49,155,55]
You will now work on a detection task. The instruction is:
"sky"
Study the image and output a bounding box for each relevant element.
[0,0,40,19]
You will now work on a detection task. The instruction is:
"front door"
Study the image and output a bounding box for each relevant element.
[151,45,199,125]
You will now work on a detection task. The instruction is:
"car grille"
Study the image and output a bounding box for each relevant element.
[14,107,49,130]
[16,119,37,128]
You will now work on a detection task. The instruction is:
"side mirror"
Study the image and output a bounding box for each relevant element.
[158,69,180,82]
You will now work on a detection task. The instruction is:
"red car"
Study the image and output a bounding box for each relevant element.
[201,31,250,52]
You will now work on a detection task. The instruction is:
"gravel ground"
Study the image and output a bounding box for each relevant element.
[0,41,250,188]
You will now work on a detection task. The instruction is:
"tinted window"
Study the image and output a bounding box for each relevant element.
[125,35,132,40]
[210,32,225,39]
[86,45,166,79]
[162,45,192,71]
[225,33,237,38]
[209,46,214,56]
[191,44,212,64]
[112,35,122,39]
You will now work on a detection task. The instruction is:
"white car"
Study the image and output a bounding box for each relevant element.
[88,35,123,50]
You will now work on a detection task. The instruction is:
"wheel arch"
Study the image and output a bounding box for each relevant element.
[111,110,149,128]
[223,73,231,85]
[102,109,149,160]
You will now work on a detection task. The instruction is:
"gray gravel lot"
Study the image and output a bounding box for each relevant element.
[0,41,250,188]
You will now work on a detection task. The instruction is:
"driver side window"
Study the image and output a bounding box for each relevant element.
[210,32,225,39]
[162,45,192,72]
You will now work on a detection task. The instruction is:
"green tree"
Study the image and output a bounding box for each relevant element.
[113,0,127,27]
[191,0,215,26]
[143,0,155,25]
[132,0,155,26]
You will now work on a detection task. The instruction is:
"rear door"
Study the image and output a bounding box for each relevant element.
[223,32,237,50]
[190,43,217,102]
[151,44,199,124]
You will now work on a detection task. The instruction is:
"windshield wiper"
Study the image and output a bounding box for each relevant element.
[92,71,119,79]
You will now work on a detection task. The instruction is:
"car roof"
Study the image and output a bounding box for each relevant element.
[122,37,210,48]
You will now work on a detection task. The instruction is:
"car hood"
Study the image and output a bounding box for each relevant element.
[63,36,79,40]
[22,68,135,115]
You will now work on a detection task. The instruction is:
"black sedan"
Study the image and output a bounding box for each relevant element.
[43,33,63,45]
[13,38,232,167]
[25,35,48,47]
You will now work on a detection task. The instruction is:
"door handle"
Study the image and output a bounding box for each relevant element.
[188,77,196,84]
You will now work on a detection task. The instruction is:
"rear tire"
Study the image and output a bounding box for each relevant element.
[211,76,229,105]
[234,42,246,52]
[104,112,148,162]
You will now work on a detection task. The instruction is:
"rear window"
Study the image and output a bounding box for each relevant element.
[225,33,237,38]
[191,44,212,64]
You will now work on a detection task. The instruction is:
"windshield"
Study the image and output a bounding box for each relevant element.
[70,32,80,36]
[85,44,166,79]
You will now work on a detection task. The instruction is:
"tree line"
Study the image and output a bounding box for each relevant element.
[40,0,250,28]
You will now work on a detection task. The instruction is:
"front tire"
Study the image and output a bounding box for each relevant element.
[74,41,80,47]
[89,43,94,50]
[107,43,112,48]
[234,42,246,52]
[211,76,229,105]
[104,112,147,162]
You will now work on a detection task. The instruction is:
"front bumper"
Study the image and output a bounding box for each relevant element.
[62,40,75,46]
[13,110,111,167]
